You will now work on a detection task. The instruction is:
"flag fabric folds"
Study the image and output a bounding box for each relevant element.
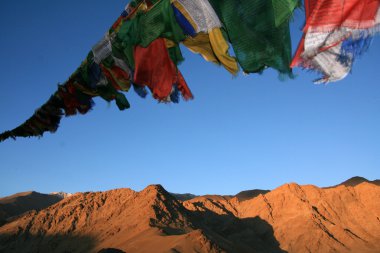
[172,0,239,75]
[133,38,193,101]
[117,0,186,68]
[208,0,300,76]
[291,0,380,83]
[11,0,377,142]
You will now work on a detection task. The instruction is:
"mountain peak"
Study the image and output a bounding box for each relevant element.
[340,176,369,187]
[50,192,72,199]
[143,184,166,192]
[0,191,36,202]
[140,184,173,200]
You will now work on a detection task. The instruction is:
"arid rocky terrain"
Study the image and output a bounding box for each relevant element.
[0,177,379,253]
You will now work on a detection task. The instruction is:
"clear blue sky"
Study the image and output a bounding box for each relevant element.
[0,0,379,197]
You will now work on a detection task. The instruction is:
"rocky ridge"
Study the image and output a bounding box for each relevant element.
[0,178,379,253]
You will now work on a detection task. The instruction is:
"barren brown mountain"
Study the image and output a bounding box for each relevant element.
[0,178,379,253]
[0,191,63,226]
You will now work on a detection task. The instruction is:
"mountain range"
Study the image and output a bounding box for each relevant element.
[0,176,379,253]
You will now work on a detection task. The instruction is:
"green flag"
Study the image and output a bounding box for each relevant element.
[208,0,300,76]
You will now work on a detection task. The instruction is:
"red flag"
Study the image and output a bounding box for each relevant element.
[134,38,193,101]
[305,0,380,32]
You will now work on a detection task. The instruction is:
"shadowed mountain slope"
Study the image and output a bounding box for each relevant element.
[337,176,380,187]
[0,191,63,226]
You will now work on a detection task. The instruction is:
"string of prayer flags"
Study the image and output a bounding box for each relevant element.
[3,0,379,142]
